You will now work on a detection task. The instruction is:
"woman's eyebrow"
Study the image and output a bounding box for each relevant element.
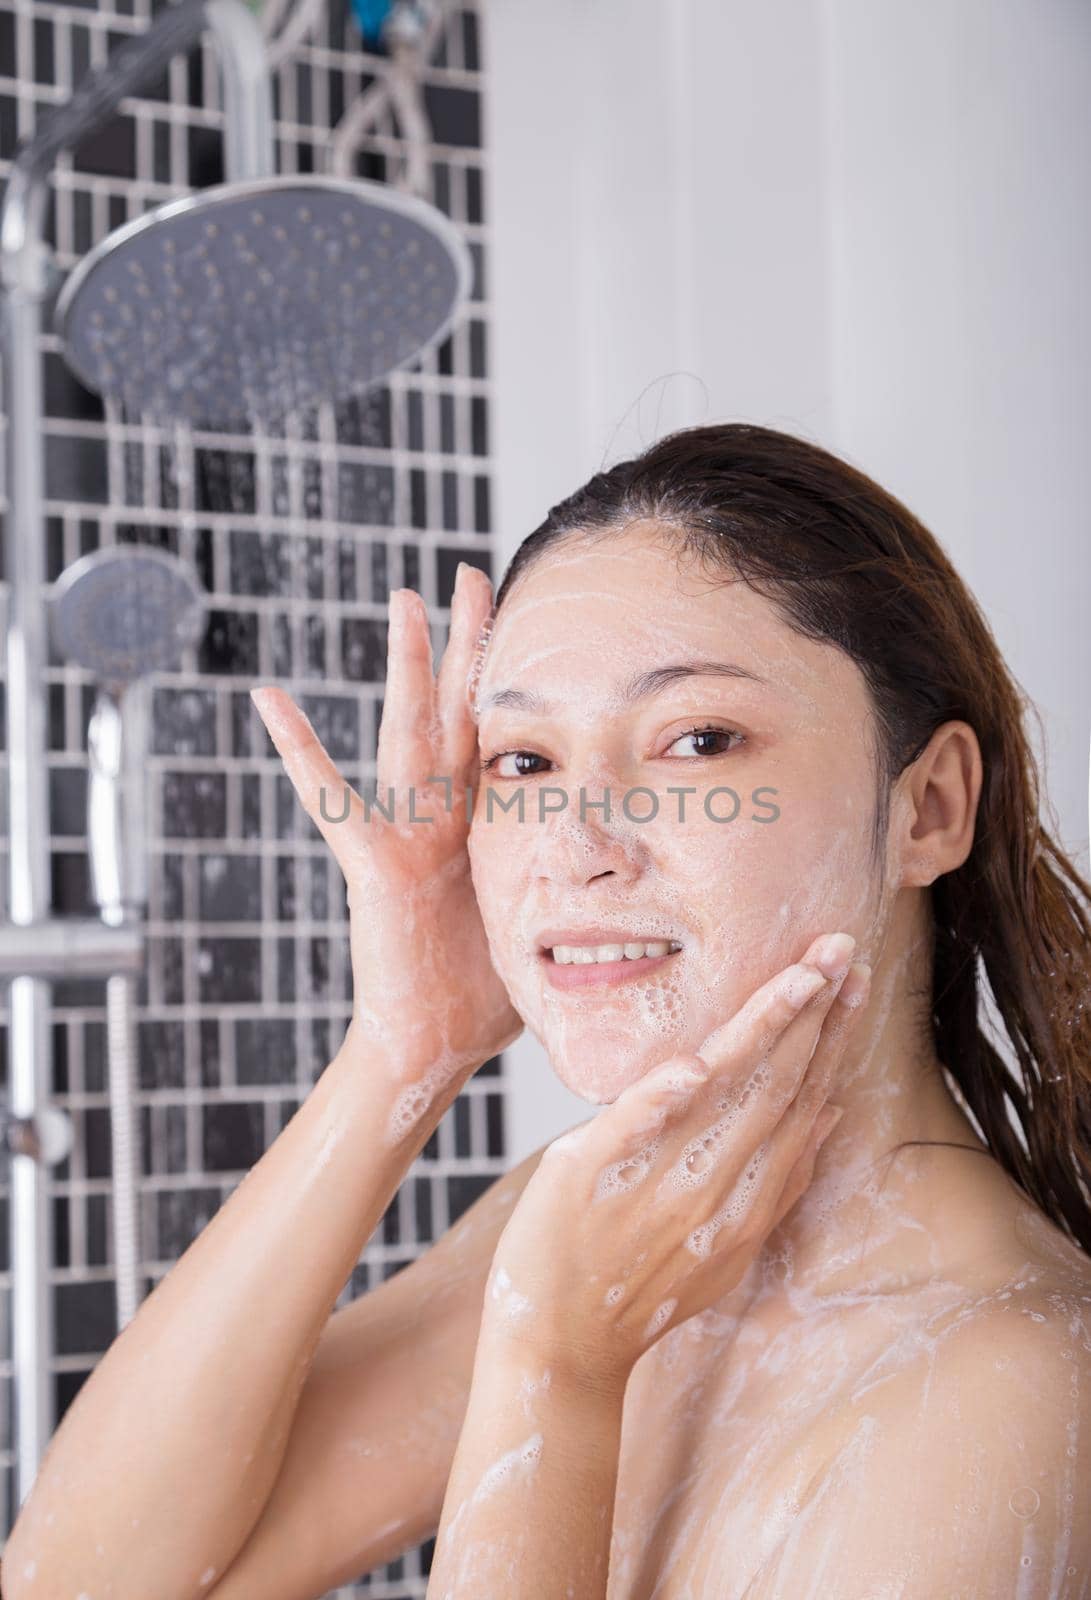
[477,659,772,716]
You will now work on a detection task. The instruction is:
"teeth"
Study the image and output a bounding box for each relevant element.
[549,940,682,965]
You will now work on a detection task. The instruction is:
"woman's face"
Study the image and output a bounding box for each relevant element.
[467,520,888,1103]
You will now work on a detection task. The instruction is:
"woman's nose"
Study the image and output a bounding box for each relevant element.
[532,784,647,888]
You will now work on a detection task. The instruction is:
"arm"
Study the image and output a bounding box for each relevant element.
[2,1025,469,1600]
[426,1323,625,1599]
[201,1135,558,1600]
[422,941,867,1598]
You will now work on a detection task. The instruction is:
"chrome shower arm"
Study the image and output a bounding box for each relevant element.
[1,0,275,293]
[7,0,210,188]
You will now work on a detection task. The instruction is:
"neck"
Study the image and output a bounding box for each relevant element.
[747,896,995,1312]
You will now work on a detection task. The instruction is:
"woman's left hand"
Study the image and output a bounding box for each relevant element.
[481,935,871,1395]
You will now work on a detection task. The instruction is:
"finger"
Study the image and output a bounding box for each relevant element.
[626,949,857,1198]
[693,933,858,1112]
[737,1029,852,1236]
[250,686,370,878]
[580,936,857,1182]
[375,587,439,797]
[590,960,838,1171]
[704,931,857,1064]
[769,1102,844,1227]
[435,563,493,784]
[681,1091,844,1261]
[790,961,871,1122]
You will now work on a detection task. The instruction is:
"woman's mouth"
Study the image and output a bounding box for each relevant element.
[538,940,683,992]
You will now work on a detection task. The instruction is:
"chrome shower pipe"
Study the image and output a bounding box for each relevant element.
[0,0,274,1509]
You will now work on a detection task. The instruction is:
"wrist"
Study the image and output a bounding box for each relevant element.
[325,1023,465,1155]
[339,1015,486,1089]
[476,1307,632,1404]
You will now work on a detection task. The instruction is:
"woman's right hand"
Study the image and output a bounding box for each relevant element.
[251,563,524,1119]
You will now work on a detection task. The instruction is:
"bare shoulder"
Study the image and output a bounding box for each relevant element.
[741,1271,1091,1600]
[930,1269,1091,1416]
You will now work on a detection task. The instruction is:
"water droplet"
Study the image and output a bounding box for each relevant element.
[684,1146,713,1176]
[1009,1487,1040,1518]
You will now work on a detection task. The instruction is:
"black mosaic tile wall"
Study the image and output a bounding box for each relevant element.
[0,2,500,1592]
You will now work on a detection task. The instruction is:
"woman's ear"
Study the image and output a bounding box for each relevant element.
[896,720,984,887]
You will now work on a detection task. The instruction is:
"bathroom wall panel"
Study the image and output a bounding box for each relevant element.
[0,1,498,1587]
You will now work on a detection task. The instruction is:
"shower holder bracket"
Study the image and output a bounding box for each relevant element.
[0,916,144,980]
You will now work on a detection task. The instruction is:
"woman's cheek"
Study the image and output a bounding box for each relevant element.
[464,789,877,1103]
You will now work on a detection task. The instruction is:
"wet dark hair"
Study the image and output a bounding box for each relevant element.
[493,422,1091,1254]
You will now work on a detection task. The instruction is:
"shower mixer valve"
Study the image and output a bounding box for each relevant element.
[0,1105,74,1169]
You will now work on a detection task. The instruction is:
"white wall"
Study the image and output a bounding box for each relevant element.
[482,0,1091,1164]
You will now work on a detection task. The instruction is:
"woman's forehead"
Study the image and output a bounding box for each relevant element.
[476,556,851,720]
[490,540,776,651]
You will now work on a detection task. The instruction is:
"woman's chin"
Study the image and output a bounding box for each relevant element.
[519,1006,704,1104]
[548,1047,670,1106]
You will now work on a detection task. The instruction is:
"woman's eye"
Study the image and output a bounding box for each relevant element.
[478,727,741,778]
[478,750,550,778]
[664,725,742,759]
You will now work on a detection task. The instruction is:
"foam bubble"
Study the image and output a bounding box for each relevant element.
[519,1369,552,1416]
[594,1139,662,1200]
[643,1297,678,1340]
[1008,1487,1040,1518]
[383,1054,464,1144]
[686,1158,764,1256]
[478,1431,544,1497]
[489,1264,535,1322]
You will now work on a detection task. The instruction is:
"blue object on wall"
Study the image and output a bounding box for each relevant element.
[350,0,395,47]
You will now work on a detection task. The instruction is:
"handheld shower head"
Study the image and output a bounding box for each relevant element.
[50,545,207,686]
[53,173,473,431]
[50,546,208,920]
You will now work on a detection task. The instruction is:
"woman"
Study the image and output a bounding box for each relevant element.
[6,424,1089,1600]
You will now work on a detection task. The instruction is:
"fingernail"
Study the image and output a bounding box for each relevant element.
[250,686,312,746]
[249,685,284,734]
[838,961,872,1008]
[455,561,468,591]
[808,932,856,981]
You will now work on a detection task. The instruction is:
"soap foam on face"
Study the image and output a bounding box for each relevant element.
[467,523,886,1107]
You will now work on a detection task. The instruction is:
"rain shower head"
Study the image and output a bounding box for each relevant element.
[50,546,207,685]
[53,173,474,432]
